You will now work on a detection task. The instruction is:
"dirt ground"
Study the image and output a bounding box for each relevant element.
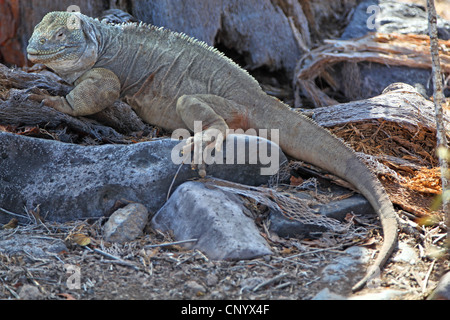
[0,189,448,301]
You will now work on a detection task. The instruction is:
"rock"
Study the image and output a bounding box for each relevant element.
[314,246,410,299]
[184,280,207,295]
[314,194,374,221]
[312,288,347,300]
[0,133,285,224]
[392,242,418,265]
[0,232,68,260]
[18,284,43,300]
[103,203,149,243]
[349,289,407,300]
[268,209,330,239]
[151,181,273,260]
[205,274,219,287]
[428,271,450,300]
[131,0,303,74]
[268,191,373,239]
[320,246,372,290]
[312,287,408,300]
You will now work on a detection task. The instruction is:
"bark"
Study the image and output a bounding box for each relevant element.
[427,0,450,249]
[0,63,146,141]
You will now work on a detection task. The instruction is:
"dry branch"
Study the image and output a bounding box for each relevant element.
[295,33,450,108]
[427,0,450,248]
[0,63,147,142]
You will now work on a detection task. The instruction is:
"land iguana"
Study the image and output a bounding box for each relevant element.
[26,11,398,292]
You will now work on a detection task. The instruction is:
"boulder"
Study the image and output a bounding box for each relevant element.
[151,181,273,260]
[103,203,149,243]
[130,0,304,74]
[428,271,450,300]
[0,133,285,224]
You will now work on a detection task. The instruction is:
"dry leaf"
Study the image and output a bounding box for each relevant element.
[2,218,18,229]
[279,247,295,255]
[359,237,377,247]
[57,293,77,300]
[290,175,304,186]
[71,233,91,246]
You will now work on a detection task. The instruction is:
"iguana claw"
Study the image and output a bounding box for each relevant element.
[183,129,224,178]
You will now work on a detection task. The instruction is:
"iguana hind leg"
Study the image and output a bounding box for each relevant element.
[176,94,244,177]
[29,68,121,116]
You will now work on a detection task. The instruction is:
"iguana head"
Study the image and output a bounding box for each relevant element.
[27,11,99,82]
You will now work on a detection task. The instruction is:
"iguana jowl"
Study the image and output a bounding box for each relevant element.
[27,11,398,291]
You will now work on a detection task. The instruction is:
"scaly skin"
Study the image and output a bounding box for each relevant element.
[27,12,398,291]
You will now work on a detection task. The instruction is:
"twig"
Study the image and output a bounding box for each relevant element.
[277,245,345,261]
[427,0,450,250]
[423,260,436,294]
[1,281,20,299]
[0,207,31,221]
[167,162,185,201]
[252,273,288,292]
[85,247,140,271]
[144,239,198,248]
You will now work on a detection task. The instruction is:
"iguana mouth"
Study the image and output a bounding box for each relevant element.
[27,46,68,62]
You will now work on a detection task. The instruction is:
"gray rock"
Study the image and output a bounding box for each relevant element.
[103,203,149,243]
[184,280,207,294]
[333,62,434,100]
[314,194,375,221]
[268,209,329,239]
[0,231,68,259]
[312,288,347,300]
[151,181,272,260]
[0,133,285,224]
[132,0,302,74]
[18,284,43,300]
[206,274,219,287]
[320,246,372,287]
[312,287,408,300]
[268,193,373,239]
[349,289,407,300]
[392,242,419,265]
[428,271,450,300]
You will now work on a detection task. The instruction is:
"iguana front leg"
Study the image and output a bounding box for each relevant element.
[176,94,233,177]
[29,68,121,116]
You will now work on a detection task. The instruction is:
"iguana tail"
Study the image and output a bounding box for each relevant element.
[252,99,398,292]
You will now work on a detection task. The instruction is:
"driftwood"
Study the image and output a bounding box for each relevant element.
[295,33,450,108]
[313,83,450,133]
[0,63,147,143]
[308,82,448,216]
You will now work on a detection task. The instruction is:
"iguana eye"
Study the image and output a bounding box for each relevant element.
[39,38,46,44]
[55,31,66,41]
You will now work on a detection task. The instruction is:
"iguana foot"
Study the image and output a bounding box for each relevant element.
[183,128,225,178]
[26,87,52,103]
